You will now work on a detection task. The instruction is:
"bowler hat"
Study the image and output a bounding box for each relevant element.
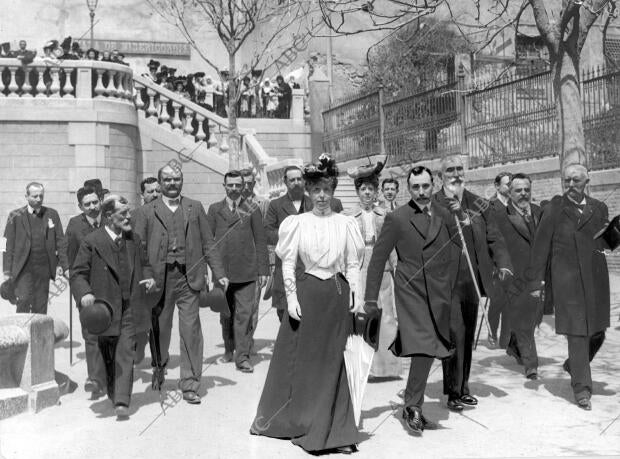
[79,298,113,335]
[199,285,230,318]
[595,215,620,251]
[353,306,382,351]
[0,279,18,305]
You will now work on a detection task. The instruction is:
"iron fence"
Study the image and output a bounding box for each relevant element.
[322,66,620,171]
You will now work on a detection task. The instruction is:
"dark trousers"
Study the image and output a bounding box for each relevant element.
[442,277,478,399]
[249,282,262,351]
[220,281,256,365]
[155,264,203,393]
[14,263,50,314]
[506,293,540,373]
[566,331,605,400]
[404,356,434,410]
[98,302,135,407]
[81,322,107,388]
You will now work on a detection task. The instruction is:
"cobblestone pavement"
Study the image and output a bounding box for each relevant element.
[1,277,619,459]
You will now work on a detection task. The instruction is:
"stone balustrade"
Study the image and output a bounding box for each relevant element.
[265,158,304,198]
[0,58,134,102]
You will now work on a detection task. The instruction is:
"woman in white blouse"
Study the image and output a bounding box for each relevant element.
[251,155,365,455]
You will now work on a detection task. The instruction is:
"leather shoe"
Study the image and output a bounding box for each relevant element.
[402,407,424,433]
[447,398,464,412]
[84,379,105,398]
[421,415,439,430]
[526,369,538,380]
[237,361,254,373]
[115,404,129,419]
[220,352,234,363]
[183,391,201,405]
[334,445,358,454]
[577,397,592,411]
[487,335,497,348]
[459,394,478,406]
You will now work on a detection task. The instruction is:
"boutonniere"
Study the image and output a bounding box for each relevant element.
[48,219,55,229]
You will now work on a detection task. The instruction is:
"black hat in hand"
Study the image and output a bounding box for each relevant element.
[0,279,18,305]
[199,284,230,318]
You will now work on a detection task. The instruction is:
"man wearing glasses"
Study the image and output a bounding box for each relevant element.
[432,155,512,412]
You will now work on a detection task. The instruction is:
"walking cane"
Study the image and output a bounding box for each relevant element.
[453,214,493,340]
[69,287,73,366]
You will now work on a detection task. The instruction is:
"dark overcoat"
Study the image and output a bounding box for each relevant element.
[70,229,154,336]
[364,201,460,357]
[496,202,542,329]
[432,188,512,295]
[529,194,610,336]
[206,199,269,283]
[3,206,68,279]
[132,196,225,303]
[66,213,98,267]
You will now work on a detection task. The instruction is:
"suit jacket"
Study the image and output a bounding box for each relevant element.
[3,206,68,280]
[432,188,512,296]
[365,201,460,357]
[529,194,610,336]
[206,199,269,283]
[66,213,100,268]
[496,202,542,328]
[70,229,153,336]
[132,196,225,303]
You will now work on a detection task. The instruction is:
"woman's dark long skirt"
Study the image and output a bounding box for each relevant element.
[251,273,361,452]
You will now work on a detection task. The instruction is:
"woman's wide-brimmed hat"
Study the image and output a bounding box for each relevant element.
[303,153,338,180]
[79,298,113,335]
[346,155,387,180]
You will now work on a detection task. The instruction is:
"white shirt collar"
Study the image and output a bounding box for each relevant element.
[104,225,121,242]
[566,195,586,206]
[85,214,101,226]
[497,194,509,206]
[225,196,241,210]
[162,195,182,212]
[27,204,40,215]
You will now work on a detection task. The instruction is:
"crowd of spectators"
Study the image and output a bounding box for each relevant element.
[142,60,301,119]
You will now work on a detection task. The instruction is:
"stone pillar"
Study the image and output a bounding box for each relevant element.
[0,314,59,418]
[291,88,305,123]
[308,68,330,161]
[76,67,93,99]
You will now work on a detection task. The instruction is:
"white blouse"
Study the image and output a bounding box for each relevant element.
[275,212,364,311]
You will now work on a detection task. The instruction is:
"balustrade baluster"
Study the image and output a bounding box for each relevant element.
[146,88,158,119]
[62,69,75,98]
[7,66,19,97]
[125,75,133,99]
[35,66,47,97]
[49,67,61,98]
[219,127,229,153]
[94,69,105,98]
[160,96,171,127]
[183,109,194,136]
[170,101,182,130]
[118,73,127,99]
[195,113,206,142]
[21,67,33,97]
[208,120,218,147]
[105,70,117,97]
[133,84,145,110]
[0,66,5,97]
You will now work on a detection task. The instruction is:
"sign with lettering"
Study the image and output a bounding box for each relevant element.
[77,39,191,57]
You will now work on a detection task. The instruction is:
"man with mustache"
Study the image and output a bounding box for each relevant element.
[206,171,269,373]
[432,155,512,412]
[65,186,106,398]
[529,164,612,410]
[133,163,228,404]
[495,173,542,380]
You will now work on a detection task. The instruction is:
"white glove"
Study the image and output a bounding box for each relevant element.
[288,299,302,321]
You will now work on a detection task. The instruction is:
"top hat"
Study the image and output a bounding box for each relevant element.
[0,279,18,305]
[83,178,110,196]
[199,285,230,318]
[148,59,160,69]
[595,215,620,251]
[353,306,382,351]
[79,298,113,335]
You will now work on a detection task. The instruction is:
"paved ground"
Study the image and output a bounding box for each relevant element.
[1,277,620,459]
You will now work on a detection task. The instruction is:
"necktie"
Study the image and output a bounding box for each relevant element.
[114,236,123,248]
[93,221,99,229]
[232,201,237,212]
[523,211,535,236]
[422,206,430,220]
[169,199,180,207]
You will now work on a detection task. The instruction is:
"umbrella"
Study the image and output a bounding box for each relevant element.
[343,308,382,426]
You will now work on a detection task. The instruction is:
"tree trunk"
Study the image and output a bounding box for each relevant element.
[227,53,242,170]
[553,51,588,169]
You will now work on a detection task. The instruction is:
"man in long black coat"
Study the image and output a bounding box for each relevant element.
[365,165,460,434]
[529,164,611,410]
[71,195,156,419]
[495,173,542,379]
[432,155,512,411]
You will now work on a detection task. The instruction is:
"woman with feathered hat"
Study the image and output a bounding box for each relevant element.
[251,154,365,454]
[345,157,401,378]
